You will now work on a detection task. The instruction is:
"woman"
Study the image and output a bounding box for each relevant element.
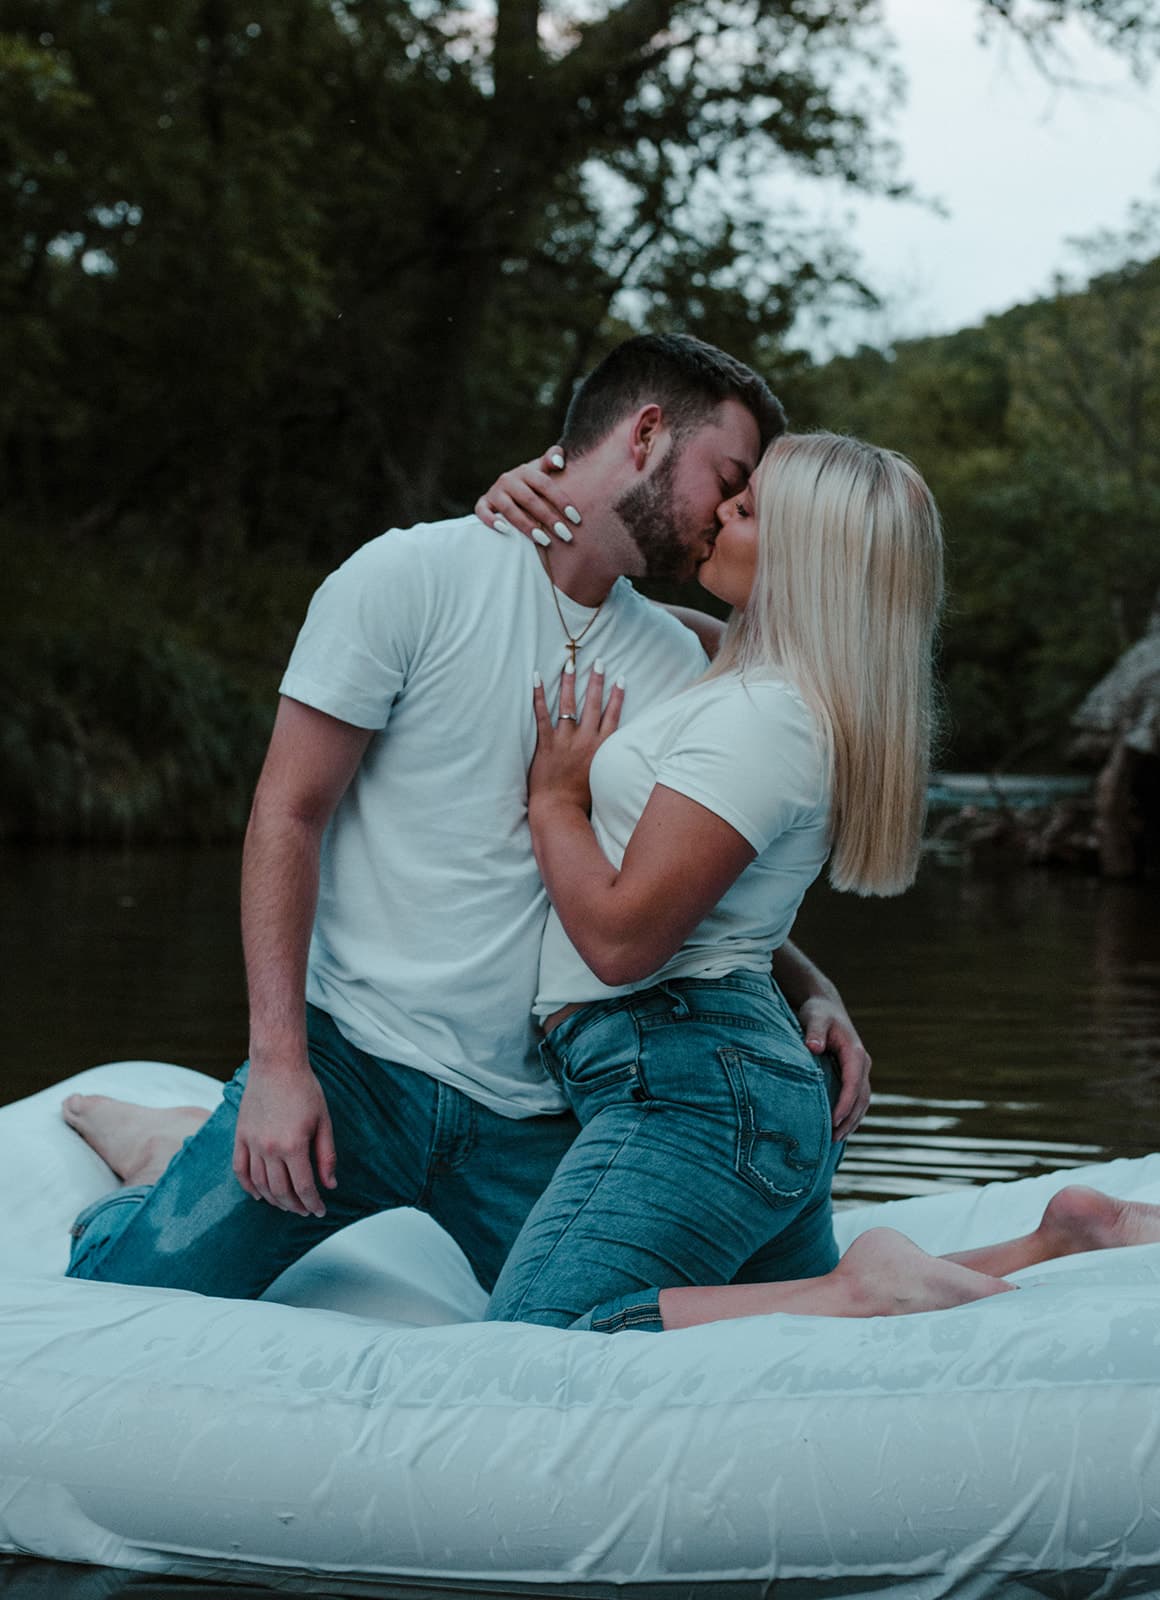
[475,431,1016,1331]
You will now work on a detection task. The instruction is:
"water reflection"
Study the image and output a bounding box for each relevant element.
[1,845,1158,1202]
[1,846,249,1094]
[786,859,1160,1197]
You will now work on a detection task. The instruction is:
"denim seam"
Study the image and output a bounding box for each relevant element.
[550,992,642,1054]
[556,1016,644,1103]
[720,1046,828,1209]
[590,1301,663,1334]
[448,1097,479,1172]
[561,1065,637,1098]
[507,1104,654,1320]
[417,1083,450,1207]
[638,1011,772,1032]
[555,972,776,1053]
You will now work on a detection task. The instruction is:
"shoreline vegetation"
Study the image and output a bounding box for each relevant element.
[3,543,316,844]
[0,533,1107,862]
[2,537,1147,868]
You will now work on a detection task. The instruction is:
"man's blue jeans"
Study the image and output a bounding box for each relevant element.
[67,1005,581,1299]
[486,972,844,1332]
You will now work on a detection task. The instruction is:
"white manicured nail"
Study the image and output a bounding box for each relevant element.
[531,527,551,547]
[594,658,605,674]
[553,522,573,543]
[533,671,543,687]
[550,451,565,469]
[615,677,626,689]
[564,505,581,525]
[564,660,575,675]
[493,515,514,534]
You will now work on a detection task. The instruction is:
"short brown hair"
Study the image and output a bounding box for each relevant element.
[561,334,786,457]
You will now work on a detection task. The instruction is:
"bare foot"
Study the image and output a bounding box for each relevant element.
[1036,1184,1160,1257]
[837,1228,1014,1317]
[61,1094,211,1186]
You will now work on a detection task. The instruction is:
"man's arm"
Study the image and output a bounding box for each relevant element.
[235,697,373,1217]
[771,940,871,1142]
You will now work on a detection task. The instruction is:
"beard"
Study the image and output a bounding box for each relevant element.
[613,446,704,581]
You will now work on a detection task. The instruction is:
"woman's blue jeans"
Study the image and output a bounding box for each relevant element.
[486,971,845,1333]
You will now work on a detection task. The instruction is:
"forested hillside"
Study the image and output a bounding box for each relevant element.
[783,244,1160,771]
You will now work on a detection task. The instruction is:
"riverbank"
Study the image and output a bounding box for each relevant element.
[925,773,1101,870]
[3,543,321,842]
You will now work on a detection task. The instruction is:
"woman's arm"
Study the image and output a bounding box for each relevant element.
[529,666,755,986]
[475,448,576,544]
[531,668,867,1133]
[476,451,728,658]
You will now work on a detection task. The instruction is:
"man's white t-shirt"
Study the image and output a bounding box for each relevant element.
[535,672,831,1018]
[279,516,707,1118]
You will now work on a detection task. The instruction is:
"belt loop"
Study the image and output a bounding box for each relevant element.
[658,982,690,1019]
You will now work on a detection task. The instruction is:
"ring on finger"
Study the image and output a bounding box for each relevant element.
[558,713,578,723]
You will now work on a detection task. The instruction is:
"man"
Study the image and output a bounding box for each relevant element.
[64,333,870,1300]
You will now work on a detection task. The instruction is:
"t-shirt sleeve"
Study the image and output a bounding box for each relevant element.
[654,681,826,853]
[279,532,429,730]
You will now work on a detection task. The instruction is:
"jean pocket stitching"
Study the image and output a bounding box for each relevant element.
[559,1014,643,1100]
[720,1046,829,1209]
[552,993,639,1054]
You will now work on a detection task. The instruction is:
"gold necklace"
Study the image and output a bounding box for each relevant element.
[541,546,604,670]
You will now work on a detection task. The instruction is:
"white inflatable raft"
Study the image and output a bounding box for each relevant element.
[3,1062,1160,1600]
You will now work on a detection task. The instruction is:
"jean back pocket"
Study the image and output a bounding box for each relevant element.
[720,1045,830,1209]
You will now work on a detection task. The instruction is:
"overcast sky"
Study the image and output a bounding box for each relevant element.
[799,0,1160,351]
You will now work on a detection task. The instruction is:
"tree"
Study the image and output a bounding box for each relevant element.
[4,0,1155,551]
[2,0,1158,836]
[774,199,1160,771]
[1008,202,1160,648]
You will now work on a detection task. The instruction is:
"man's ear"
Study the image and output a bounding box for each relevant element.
[628,404,666,472]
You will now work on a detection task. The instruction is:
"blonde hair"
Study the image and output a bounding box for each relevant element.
[707,432,945,896]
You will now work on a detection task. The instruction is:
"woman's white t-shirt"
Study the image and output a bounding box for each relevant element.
[534,671,831,1018]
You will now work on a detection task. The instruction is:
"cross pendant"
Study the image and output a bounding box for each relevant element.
[565,640,579,671]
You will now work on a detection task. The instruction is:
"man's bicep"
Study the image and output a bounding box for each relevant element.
[253,697,375,829]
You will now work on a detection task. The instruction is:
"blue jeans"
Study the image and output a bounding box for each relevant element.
[67,1005,580,1298]
[486,972,844,1333]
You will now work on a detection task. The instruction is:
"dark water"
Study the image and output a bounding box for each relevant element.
[3,843,1158,1199]
[2,845,1159,1600]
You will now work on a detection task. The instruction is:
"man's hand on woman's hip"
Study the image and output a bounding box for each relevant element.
[798,995,872,1142]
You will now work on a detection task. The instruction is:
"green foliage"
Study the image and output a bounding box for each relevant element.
[781,222,1160,769]
[0,628,263,842]
[1,0,1157,831]
[0,0,908,549]
[0,539,318,841]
